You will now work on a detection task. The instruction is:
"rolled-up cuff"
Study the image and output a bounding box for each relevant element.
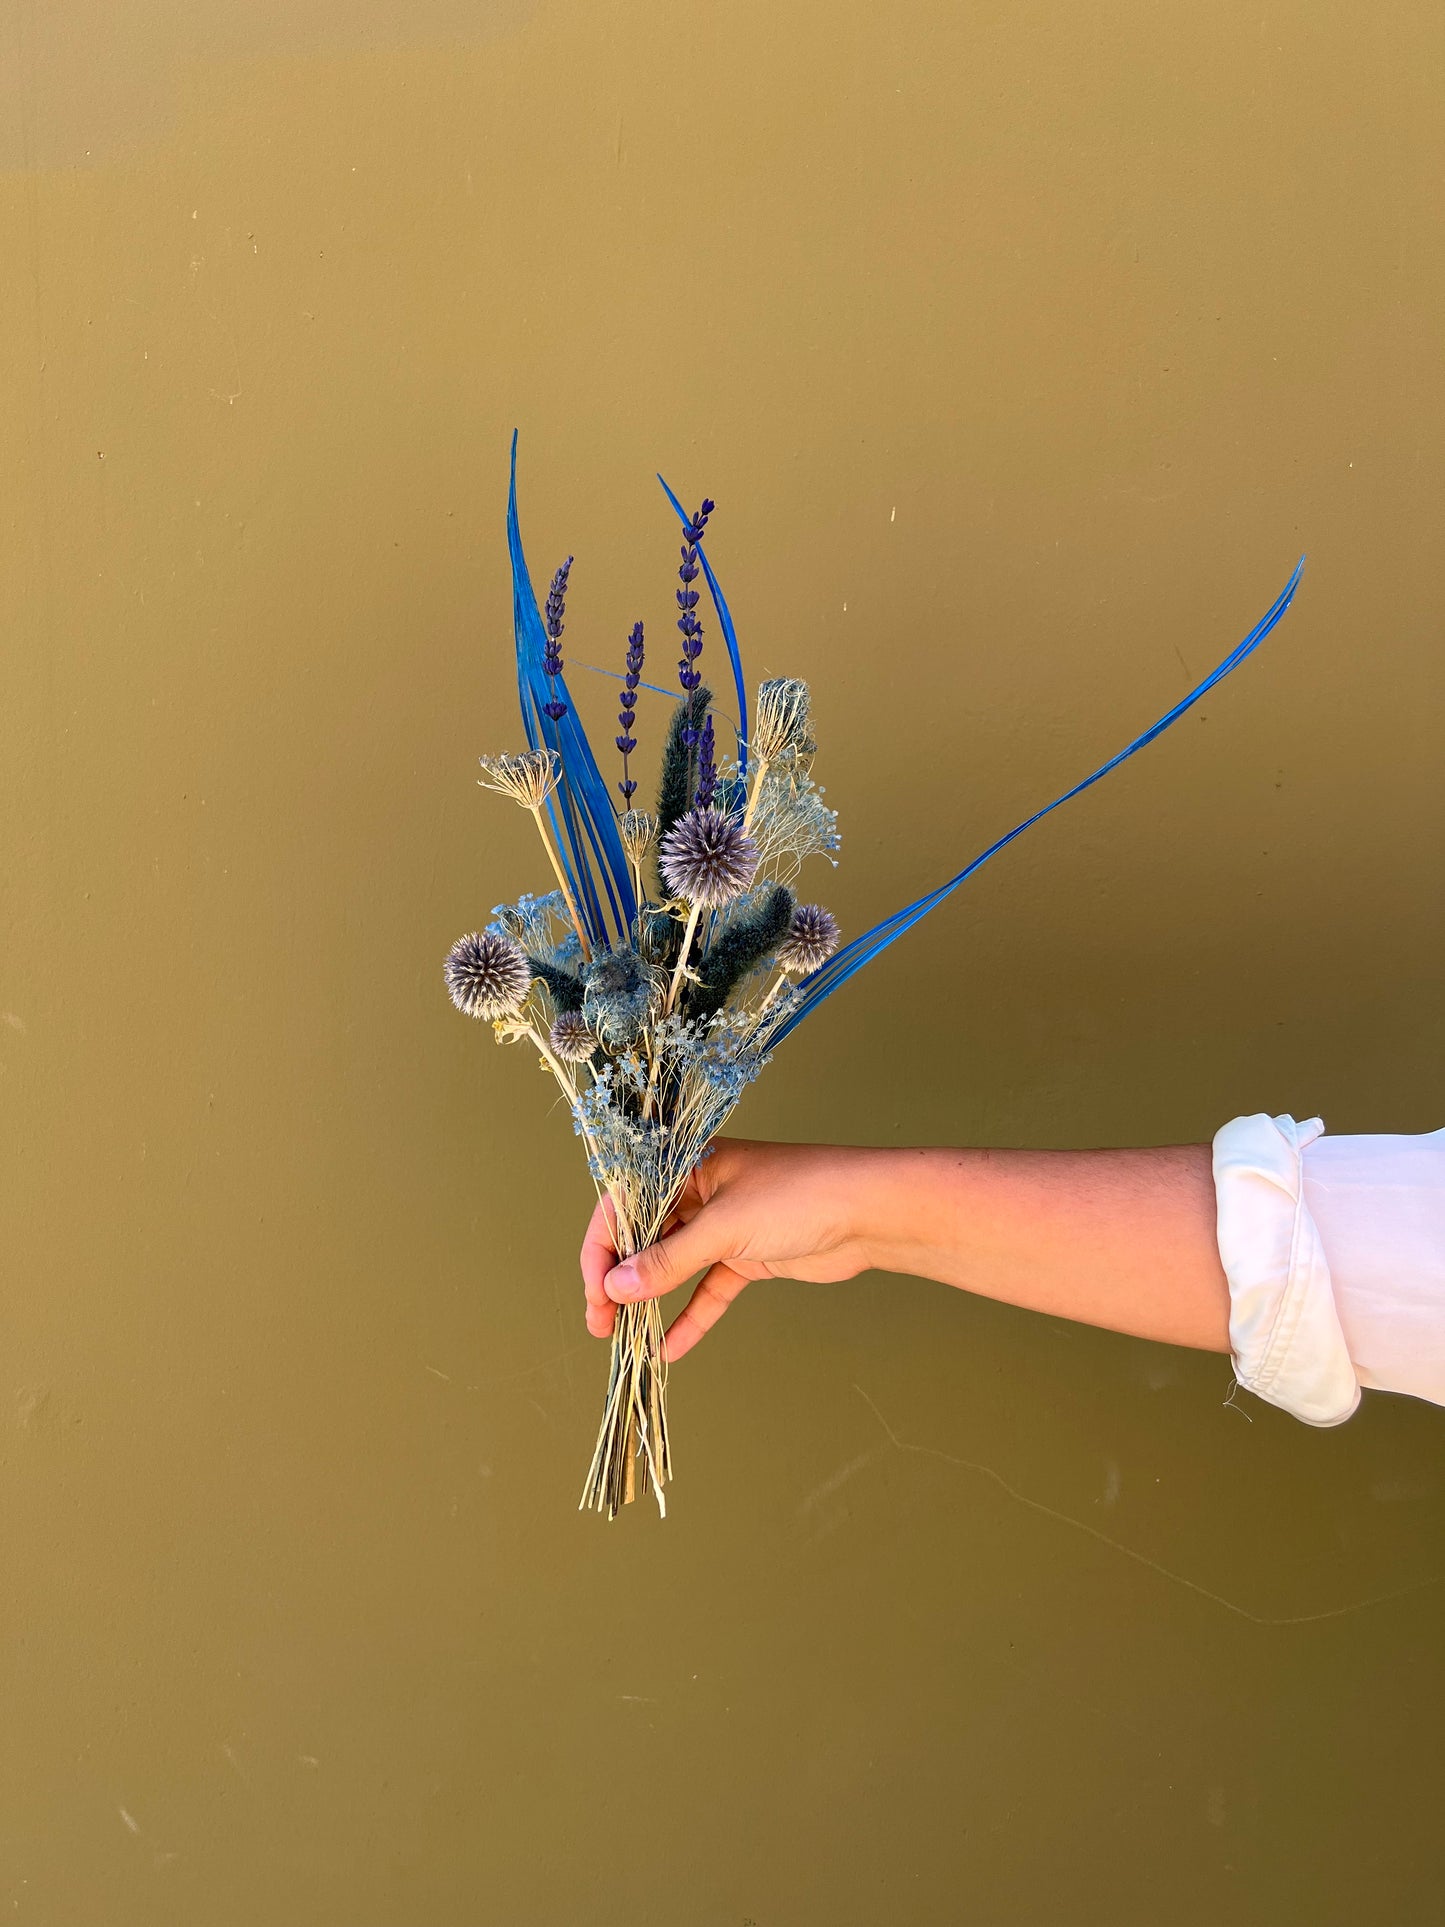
[1212,1113,1361,1426]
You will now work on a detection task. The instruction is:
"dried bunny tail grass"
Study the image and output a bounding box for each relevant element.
[688,883,794,1022]
[477,749,562,809]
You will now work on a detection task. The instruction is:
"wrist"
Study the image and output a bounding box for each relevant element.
[845,1146,963,1280]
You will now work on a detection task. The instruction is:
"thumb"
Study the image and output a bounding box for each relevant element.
[605,1204,735,1305]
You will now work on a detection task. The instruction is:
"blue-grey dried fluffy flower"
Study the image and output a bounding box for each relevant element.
[445,930,531,1019]
[779,903,840,974]
[635,905,677,963]
[549,1010,597,1062]
[582,947,661,1047]
[659,806,759,908]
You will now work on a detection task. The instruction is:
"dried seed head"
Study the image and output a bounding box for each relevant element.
[549,1010,597,1062]
[444,930,532,1020]
[778,903,840,974]
[619,809,657,865]
[477,750,561,810]
[751,678,814,765]
[582,948,662,1047]
[659,806,760,908]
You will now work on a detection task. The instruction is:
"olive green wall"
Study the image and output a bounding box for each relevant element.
[3,3,1442,1922]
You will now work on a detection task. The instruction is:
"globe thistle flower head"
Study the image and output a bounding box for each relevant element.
[751,678,815,765]
[549,1010,597,1063]
[778,903,840,975]
[582,947,662,1047]
[619,809,657,865]
[444,930,532,1020]
[659,806,759,908]
[477,749,561,810]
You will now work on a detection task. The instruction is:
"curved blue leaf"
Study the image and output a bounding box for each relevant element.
[771,558,1306,1043]
[573,659,683,702]
[507,434,636,946]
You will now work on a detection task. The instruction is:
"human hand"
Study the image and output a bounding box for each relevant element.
[580,1138,886,1361]
[581,1136,1233,1363]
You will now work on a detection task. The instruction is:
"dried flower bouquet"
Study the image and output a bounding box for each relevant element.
[446,436,1303,1518]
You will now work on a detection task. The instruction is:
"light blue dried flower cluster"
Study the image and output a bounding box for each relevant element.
[489,889,568,952]
[572,1070,668,1188]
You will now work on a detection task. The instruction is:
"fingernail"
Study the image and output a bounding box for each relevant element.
[606,1263,639,1301]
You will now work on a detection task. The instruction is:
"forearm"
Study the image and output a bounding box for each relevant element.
[856,1143,1231,1353]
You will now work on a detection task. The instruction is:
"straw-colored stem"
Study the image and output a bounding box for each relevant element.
[740,754,771,834]
[755,968,792,1019]
[580,1296,670,1519]
[520,1020,577,1097]
[518,1019,615,1177]
[527,803,592,963]
[639,899,702,1123]
[664,901,703,1019]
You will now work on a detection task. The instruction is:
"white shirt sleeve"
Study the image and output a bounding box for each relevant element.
[1212,1114,1445,1425]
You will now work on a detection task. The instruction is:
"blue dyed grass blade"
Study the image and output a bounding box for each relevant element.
[507,434,636,946]
[657,474,751,774]
[573,660,683,702]
[772,558,1306,1043]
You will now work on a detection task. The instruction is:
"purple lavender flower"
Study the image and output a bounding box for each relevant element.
[676,500,714,744]
[616,619,644,801]
[542,556,573,723]
[695,711,718,810]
